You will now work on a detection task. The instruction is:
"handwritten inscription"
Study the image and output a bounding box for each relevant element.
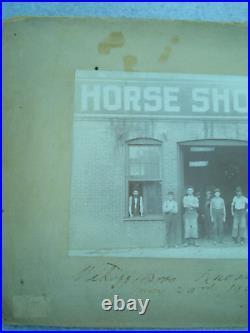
[74,262,176,289]
[73,262,247,296]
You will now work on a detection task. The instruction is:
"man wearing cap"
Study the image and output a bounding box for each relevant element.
[210,188,226,245]
[183,187,199,247]
[162,191,178,248]
[231,187,248,245]
[129,189,144,218]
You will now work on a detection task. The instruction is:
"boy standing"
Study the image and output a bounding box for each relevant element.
[210,188,226,244]
[162,191,178,248]
[231,187,248,245]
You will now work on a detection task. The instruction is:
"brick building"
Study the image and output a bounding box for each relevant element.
[69,70,247,251]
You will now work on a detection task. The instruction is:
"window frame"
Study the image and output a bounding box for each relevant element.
[125,138,163,220]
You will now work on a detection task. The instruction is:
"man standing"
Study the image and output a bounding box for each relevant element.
[129,189,144,218]
[210,188,226,245]
[231,187,248,245]
[162,191,178,248]
[183,187,199,247]
[204,190,213,239]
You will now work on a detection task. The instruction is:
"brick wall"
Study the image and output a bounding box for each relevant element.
[69,117,247,250]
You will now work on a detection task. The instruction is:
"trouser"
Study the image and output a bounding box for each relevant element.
[211,209,224,242]
[204,210,212,239]
[165,214,177,247]
[232,210,247,239]
[184,210,198,239]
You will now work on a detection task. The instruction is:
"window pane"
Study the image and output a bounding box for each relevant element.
[142,182,162,215]
[128,145,161,179]
[129,163,145,177]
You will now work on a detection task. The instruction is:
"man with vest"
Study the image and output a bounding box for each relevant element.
[129,189,144,217]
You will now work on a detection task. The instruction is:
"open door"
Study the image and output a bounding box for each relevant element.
[179,139,248,239]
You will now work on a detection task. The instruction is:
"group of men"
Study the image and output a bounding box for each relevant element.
[128,186,248,248]
[163,186,248,247]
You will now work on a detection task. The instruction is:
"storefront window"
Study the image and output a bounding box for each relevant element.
[127,139,162,217]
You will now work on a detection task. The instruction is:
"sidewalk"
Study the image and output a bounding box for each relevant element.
[69,239,248,259]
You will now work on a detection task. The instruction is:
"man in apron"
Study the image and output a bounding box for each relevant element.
[183,186,199,247]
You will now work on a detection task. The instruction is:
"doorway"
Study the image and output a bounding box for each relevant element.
[180,140,248,238]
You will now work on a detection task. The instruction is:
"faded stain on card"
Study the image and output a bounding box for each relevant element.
[171,35,180,44]
[123,55,138,71]
[159,35,180,63]
[159,46,172,63]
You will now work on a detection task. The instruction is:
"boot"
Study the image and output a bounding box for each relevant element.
[194,239,199,247]
[232,237,238,244]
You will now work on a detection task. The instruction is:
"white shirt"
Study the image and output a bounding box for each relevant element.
[163,200,178,214]
[183,195,199,209]
[232,196,248,210]
[210,197,225,210]
[210,197,226,219]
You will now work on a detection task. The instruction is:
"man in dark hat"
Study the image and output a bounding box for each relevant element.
[129,188,143,218]
[210,188,226,245]
[163,191,178,248]
[231,187,248,245]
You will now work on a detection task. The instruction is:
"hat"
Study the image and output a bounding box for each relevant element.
[132,183,140,191]
[214,188,221,193]
[168,191,174,195]
[235,186,242,193]
[186,186,194,190]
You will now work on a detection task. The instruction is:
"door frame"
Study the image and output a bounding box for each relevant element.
[177,139,248,242]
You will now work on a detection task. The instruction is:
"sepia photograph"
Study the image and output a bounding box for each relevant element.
[70,70,248,260]
[2,2,248,331]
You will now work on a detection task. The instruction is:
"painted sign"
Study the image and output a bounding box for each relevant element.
[75,71,248,117]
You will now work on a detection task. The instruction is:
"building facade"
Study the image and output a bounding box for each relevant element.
[69,71,247,252]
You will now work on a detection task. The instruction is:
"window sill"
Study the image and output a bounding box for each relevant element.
[123,216,165,222]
